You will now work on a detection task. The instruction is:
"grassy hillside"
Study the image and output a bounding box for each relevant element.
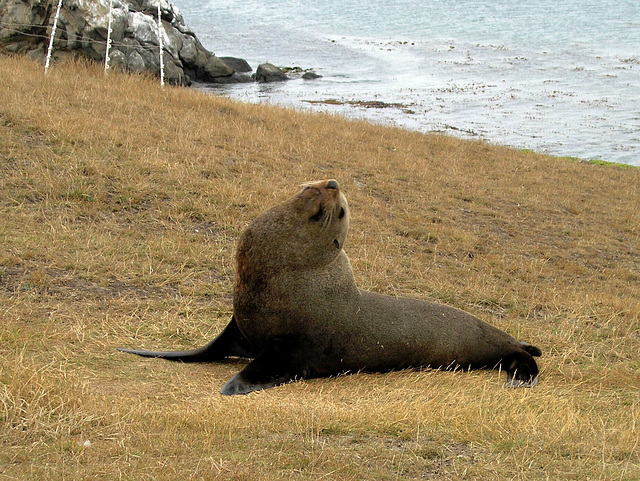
[1,55,639,480]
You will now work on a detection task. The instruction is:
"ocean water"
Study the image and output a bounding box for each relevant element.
[171,0,640,165]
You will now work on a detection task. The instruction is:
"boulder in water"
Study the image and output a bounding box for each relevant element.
[254,62,289,83]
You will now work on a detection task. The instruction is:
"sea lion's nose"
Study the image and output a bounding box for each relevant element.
[326,180,339,190]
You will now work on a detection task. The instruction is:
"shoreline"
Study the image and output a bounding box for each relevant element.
[194,80,638,169]
[2,0,637,165]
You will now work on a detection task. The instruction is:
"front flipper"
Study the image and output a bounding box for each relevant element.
[220,336,309,395]
[118,316,255,362]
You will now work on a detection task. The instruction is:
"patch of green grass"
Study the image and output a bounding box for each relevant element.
[522,148,638,169]
[587,158,638,169]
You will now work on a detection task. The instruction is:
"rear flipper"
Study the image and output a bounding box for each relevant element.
[118,316,254,362]
[220,336,309,396]
[503,344,542,388]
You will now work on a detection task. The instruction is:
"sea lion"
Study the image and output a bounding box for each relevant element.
[119,179,541,395]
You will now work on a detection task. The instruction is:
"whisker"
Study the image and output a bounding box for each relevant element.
[322,209,333,231]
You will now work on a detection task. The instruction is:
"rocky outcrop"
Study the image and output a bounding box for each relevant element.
[0,0,239,85]
[0,0,319,86]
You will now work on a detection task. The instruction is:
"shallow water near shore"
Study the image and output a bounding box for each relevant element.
[172,0,640,166]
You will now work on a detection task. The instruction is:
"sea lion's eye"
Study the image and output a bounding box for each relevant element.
[338,207,345,220]
[309,208,324,222]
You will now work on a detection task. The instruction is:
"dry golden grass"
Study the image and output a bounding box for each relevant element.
[1,55,639,480]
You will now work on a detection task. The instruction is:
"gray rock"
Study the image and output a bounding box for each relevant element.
[126,11,157,45]
[162,20,183,59]
[63,24,82,50]
[220,56,252,73]
[136,44,159,72]
[203,55,233,80]
[302,71,322,80]
[127,50,146,73]
[255,63,289,83]
[118,37,141,56]
[0,1,33,31]
[26,43,45,61]
[178,35,197,66]
[2,42,22,53]
[194,48,209,70]
[228,72,254,83]
[164,58,188,85]
[108,48,128,70]
[208,72,254,84]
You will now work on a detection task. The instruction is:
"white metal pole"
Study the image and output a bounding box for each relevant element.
[105,0,114,72]
[44,0,64,74]
[157,3,164,86]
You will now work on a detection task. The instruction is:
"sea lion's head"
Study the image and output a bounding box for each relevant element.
[297,178,349,250]
[237,179,350,274]
[285,179,350,269]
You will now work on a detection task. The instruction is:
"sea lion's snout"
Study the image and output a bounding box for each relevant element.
[301,179,340,194]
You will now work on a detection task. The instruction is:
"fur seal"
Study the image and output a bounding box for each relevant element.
[119,179,541,395]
